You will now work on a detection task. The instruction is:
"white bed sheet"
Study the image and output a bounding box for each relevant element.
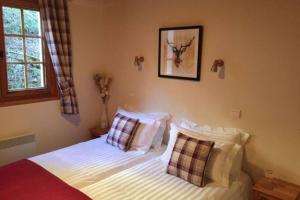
[81,157,252,200]
[30,135,166,189]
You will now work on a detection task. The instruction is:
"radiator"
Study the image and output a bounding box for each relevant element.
[0,133,36,166]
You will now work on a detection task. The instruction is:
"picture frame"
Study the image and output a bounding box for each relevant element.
[158,26,203,81]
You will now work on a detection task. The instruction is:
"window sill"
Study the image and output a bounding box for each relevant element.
[0,95,60,108]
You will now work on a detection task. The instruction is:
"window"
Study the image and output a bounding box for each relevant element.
[0,0,58,106]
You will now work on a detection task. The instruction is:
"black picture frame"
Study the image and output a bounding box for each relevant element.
[158,26,203,81]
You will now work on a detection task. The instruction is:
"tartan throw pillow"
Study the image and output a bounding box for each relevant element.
[106,113,140,151]
[167,132,215,187]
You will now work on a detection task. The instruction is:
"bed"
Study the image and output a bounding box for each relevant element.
[81,157,252,200]
[1,111,252,200]
[1,109,172,199]
[30,135,166,189]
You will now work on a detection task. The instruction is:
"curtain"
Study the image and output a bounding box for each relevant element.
[39,0,79,115]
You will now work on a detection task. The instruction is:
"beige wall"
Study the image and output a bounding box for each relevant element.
[1,0,299,185]
[99,0,300,184]
[0,0,104,161]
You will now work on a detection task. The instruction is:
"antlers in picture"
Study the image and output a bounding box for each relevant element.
[167,37,195,67]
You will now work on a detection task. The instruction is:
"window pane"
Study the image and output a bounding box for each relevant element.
[3,7,22,35]
[24,10,41,36]
[7,64,25,90]
[5,37,24,62]
[27,64,44,88]
[25,38,43,62]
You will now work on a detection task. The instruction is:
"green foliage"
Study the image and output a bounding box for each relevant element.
[7,64,25,90]
[28,64,43,88]
[3,7,43,90]
[3,7,22,34]
[24,9,41,36]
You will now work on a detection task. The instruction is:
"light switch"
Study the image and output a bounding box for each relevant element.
[231,109,242,119]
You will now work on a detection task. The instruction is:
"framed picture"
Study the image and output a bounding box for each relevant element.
[158,26,203,81]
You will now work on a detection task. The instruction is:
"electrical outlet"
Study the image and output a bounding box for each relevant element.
[264,169,274,178]
[231,109,242,119]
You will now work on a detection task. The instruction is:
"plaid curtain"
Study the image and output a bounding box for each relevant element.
[39,0,79,115]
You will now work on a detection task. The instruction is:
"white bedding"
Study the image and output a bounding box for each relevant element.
[81,157,252,200]
[30,135,166,189]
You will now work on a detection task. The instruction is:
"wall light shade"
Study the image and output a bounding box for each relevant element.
[211,59,224,72]
[134,56,144,71]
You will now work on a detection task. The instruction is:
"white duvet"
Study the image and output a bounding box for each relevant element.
[81,157,252,200]
[30,135,165,189]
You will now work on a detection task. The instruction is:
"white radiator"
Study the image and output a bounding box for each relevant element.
[0,133,36,166]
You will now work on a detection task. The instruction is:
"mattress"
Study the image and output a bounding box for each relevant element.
[30,135,166,189]
[81,157,252,200]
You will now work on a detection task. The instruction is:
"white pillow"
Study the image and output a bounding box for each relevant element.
[118,108,171,150]
[180,119,250,146]
[229,146,243,181]
[180,120,240,145]
[180,119,211,132]
[160,124,180,165]
[212,127,250,146]
[131,118,161,153]
[180,120,250,181]
[161,123,241,187]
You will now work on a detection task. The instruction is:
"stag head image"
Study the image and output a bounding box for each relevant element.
[167,37,195,67]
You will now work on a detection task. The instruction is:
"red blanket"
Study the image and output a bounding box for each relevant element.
[0,159,91,200]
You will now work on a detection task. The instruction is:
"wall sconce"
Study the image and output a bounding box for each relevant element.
[211,59,224,72]
[134,56,144,71]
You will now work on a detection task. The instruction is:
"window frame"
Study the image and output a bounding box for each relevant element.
[0,0,58,107]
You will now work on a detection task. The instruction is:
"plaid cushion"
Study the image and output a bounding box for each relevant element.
[167,133,214,187]
[106,113,140,151]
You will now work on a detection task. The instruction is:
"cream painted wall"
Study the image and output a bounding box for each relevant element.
[98,0,300,184]
[0,0,104,162]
